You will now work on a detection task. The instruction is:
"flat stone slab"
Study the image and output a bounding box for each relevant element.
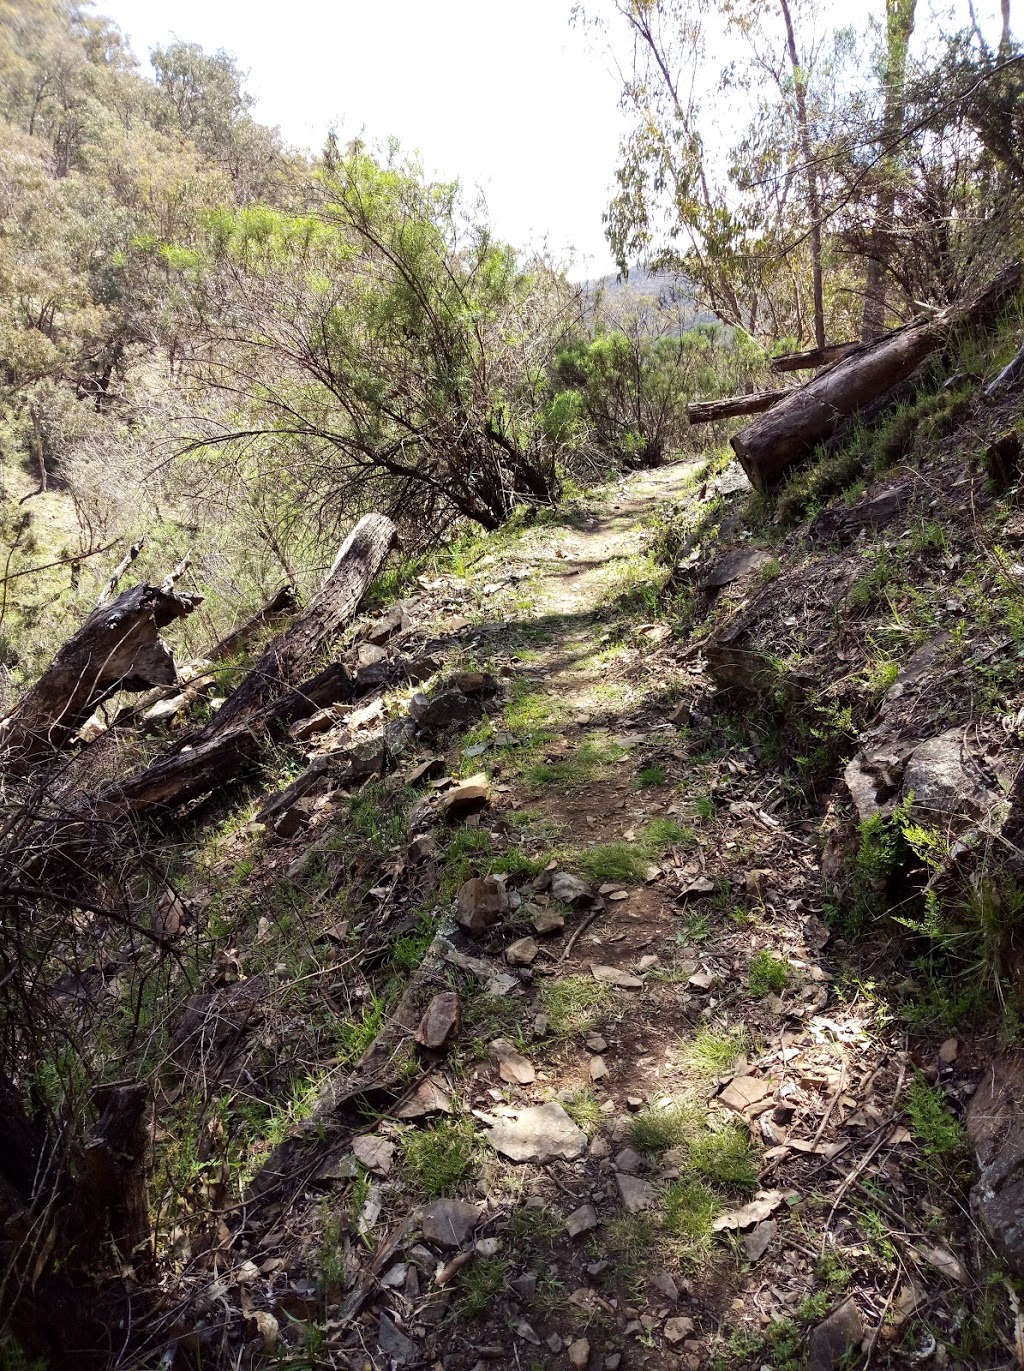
[420,1197,482,1249]
[807,1298,864,1371]
[351,1134,395,1176]
[566,1203,599,1238]
[616,1172,659,1213]
[591,964,643,990]
[491,1037,536,1085]
[719,1075,773,1114]
[484,1102,588,1163]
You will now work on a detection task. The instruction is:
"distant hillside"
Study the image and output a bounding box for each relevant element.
[583,268,718,332]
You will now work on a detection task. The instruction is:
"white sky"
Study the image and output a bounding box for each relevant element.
[94,0,1014,282]
[96,0,632,279]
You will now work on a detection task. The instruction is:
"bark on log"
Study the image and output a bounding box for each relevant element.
[986,338,1024,396]
[770,341,859,373]
[733,259,1023,487]
[68,1081,151,1274]
[0,583,201,772]
[687,390,789,424]
[100,660,355,816]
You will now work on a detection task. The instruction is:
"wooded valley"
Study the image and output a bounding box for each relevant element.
[2,1,1024,1367]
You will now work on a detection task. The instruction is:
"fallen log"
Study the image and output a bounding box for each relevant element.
[733,258,1023,488]
[986,338,1024,396]
[770,341,859,373]
[207,515,395,736]
[687,390,788,424]
[95,514,396,818]
[0,581,201,772]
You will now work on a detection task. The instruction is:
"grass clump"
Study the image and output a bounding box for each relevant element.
[628,1102,696,1155]
[540,976,614,1035]
[528,738,625,788]
[663,1176,722,1242]
[576,841,649,885]
[687,1123,759,1193]
[400,1120,477,1198]
[459,1257,508,1319]
[636,763,667,788]
[748,949,789,997]
[575,818,693,886]
[510,1203,564,1250]
[504,676,555,743]
[563,1086,604,1134]
[683,1022,749,1077]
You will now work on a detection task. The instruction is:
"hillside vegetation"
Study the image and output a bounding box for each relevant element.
[2,2,1024,1370]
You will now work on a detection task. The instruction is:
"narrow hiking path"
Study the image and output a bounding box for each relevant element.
[389,457,912,1371]
[185,456,961,1371]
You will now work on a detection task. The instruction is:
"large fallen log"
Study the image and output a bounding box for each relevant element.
[770,341,859,373]
[0,581,201,772]
[97,514,396,818]
[687,390,788,424]
[206,516,395,736]
[733,259,1023,488]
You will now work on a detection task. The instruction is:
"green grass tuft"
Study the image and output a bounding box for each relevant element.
[663,1175,722,1242]
[540,976,615,1035]
[628,1103,696,1154]
[400,1120,477,1198]
[683,1023,749,1077]
[748,949,789,997]
[687,1123,759,1193]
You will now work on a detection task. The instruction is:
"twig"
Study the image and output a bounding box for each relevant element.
[561,907,604,961]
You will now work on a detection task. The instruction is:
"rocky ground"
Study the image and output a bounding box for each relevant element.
[138,370,1024,1370]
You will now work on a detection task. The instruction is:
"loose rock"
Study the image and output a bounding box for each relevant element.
[505,936,539,967]
[490,1037,536,1085]
[378,1314,417,1365]
[415,992,461,1052]
[484,1102,588,1163]
[806,1298,864,1371]
[530,906,565,936]
[566,1203,599,1238]
[420,1197,482,1249]
[616,1173,658,1213]
[351,1134,395,1176]
[664,1316,695,1344]
[569,1337,590,1370]
[440,773,491,821]
[591,964,643,990]
[550,872,594,904]
[456,876,508,938]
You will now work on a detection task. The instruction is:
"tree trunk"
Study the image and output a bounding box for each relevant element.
[687,390,789,424]
[780,0,825,351]
[0,582,201,772]
[732,258,1022,487]
[861,0,917,341]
